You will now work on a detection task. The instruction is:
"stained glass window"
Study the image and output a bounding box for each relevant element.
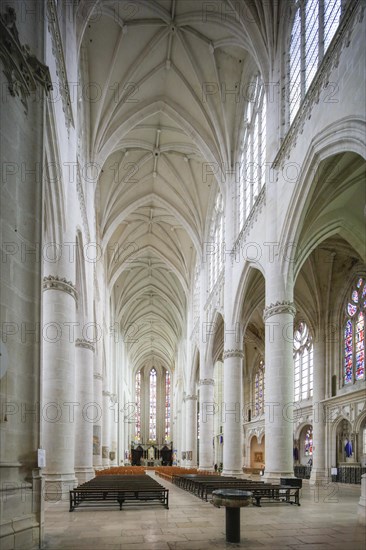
[344,278,365,384]
[356,312,364,380]
[254,360,265,417]
[344,320,353,384]
[293,322,313,402]
[149,368,157,441]
[289,0,342,124]
[238,75,266,232]
[135,371,141,441]
[305,427,313,456]
[165,370,171,441]
[348,303,357,316]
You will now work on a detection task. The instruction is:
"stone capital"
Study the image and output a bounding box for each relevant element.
[102,390,111,397]
[223,349,244,360]
[75,338,95,352]
[43,275,77,301]
[0,6,52,114]
[185,394,198,401]
[263,300,296,321]
[93,372,103,380]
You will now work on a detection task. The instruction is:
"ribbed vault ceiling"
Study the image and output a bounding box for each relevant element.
[81,0,263,370]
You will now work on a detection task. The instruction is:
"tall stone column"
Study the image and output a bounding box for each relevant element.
[123,401,129,464]
[198,378,215,471]
[42,276,77,499]
[222,175,244,476]
[262,53,295,481]
[197,256,214,470]
[358,474,366,525]
[102,390,111,467]
[263,300,296,481]
[310,333,328,484]
[109,393,118,466]
[172,414,177,463]
[185,395,198,467]
[74,339,95,484]
[222,348,244,476]
[93,373,103,469]
[176,409,182,464]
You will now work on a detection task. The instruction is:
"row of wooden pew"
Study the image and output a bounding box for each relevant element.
[96,465,219,478]
[155,466,218,482]
[95,466,147,475]
[69,474,169,511]
[171,474,301,507]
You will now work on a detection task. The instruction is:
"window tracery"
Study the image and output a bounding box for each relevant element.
[294,322,314,401]
[135,371,141,441]
[254,359,265,417]
[344,277,365,384]
[149,368,157,440]
[238,75,266,232]
[289,0,342,124]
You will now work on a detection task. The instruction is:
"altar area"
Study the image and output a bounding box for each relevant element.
[130,443,173,466]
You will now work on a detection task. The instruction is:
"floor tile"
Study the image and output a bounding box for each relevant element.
[43,472,364,549]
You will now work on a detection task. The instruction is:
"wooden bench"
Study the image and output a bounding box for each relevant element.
[156,468,217,485]
[197,480,265,501]
[69,475,169,511]
[156,471,174,482]
[251,485,300,507]
[173,474,300,507]
[172,474,222,492]
[196,479,299,506]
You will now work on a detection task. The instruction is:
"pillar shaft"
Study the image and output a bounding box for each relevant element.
[74,340,95,483]
[102,391,111,467]
[263,301,296,480]
[185,395,198,467]
[93,373,103,468]
[222,189,243,476]
[198,379,215,471]
[109,394,118,465]
[310,336,328,483]
[222,349,243,476]
[181,400,186,465]
[42,278,77,498]
[358,473,366,525]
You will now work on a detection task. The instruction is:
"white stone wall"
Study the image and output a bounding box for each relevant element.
[0,2,47,547]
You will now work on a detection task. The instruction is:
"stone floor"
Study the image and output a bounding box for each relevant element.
[43,472,365,549]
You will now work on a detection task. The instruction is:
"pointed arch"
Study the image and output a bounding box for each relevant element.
[279,117,366,284]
